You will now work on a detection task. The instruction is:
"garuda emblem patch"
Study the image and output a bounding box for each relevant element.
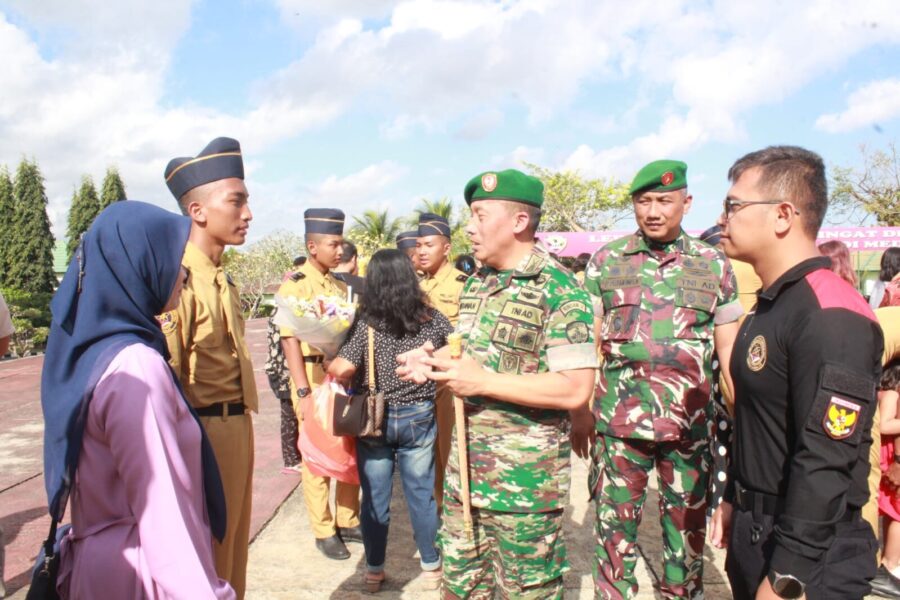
[823,396,861,440]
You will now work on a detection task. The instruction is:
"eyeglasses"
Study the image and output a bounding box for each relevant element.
[722,199,801,220]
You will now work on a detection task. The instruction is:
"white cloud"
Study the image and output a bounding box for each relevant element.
[490,145,545,169]
[275,0,398,20]
[816,78,900,133]
[2,0,900,241]
[247,160,410,241]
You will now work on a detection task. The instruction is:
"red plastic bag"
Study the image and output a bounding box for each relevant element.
[298,376,359,484]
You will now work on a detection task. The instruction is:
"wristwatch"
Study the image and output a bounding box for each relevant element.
[296,387,311,398]
[769,571,805,599]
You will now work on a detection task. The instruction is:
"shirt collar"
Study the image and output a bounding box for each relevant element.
[182,241,220,280]
[758,256,831,301]
[425,261,453,282]
[300,259,338,286]
[624,229,694,256]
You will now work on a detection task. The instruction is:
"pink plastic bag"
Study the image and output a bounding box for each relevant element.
[298,376,359,484]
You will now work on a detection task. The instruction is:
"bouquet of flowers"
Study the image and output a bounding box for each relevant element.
[272,293,356,358]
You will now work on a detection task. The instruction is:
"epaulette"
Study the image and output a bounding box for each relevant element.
[290,271,305,282]
[456,274,469,282]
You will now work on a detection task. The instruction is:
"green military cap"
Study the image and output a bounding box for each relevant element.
[629,159,687,196]
[464,169,544,208]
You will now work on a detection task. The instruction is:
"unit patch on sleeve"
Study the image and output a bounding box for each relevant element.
[823,396,861,440]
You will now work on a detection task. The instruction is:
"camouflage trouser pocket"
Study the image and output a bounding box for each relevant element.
[500,509,568,593]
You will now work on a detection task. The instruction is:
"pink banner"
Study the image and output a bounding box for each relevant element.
[536,227,900,257]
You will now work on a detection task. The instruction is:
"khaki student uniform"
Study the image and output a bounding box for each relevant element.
[162,241,257,599]
[278,260,360,538]
[419,261,468,507]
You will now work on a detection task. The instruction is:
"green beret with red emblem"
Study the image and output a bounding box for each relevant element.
[464,168,544,208]
[629,159,688,196]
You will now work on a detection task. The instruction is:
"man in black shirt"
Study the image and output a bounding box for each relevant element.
[709,146,883,599]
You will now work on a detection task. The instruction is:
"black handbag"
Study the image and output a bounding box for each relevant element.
[333,326,384,438]
[26,518,71,600]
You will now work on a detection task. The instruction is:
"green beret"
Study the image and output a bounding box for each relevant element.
[629,159,687,196]
[464,169,544,208]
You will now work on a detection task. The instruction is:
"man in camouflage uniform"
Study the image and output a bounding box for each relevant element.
[412,169,599,599]
[583,160,743,599]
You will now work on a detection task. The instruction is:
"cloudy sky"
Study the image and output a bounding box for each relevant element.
[1,0,899,242]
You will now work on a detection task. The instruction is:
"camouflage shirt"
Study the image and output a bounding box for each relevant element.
[584,230,742,442]
[445,242,598,513]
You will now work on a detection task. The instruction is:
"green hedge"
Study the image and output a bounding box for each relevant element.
[1,287,51,356]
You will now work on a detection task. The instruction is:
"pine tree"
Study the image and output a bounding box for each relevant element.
[0,166,14,287]
[8,159,56,294]
[65,175,100,262]
[99,166,127,209]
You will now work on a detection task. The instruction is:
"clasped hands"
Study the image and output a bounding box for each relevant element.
[395,341,486,397]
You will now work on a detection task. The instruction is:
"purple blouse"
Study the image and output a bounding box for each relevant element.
[57,343,234,599]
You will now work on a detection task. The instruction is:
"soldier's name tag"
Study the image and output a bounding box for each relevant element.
[500,301,543,327]
[600,259,641,291]
[676,274,718,293]
[601,276,641,290]
[459,297,482,314]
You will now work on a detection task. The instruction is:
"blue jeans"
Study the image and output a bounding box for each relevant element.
[356,401,441,573]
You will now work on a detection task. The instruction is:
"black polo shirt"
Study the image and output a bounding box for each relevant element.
[728,256,883,581]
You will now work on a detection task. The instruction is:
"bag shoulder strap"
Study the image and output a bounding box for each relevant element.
[367,326,376,393]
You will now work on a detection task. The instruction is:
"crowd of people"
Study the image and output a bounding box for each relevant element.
[28,135,900,600]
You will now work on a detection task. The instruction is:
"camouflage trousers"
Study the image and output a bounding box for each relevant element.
[590,435,710,600]
[439,495,568,600]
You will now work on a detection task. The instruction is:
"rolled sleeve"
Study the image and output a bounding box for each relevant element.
[714,299,743,325]
[544,288,598,372]
[714,257,742,325]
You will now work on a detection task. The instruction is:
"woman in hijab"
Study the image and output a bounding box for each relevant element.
[41,202,234,599]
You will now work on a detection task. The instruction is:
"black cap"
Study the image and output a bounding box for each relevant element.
[165,137,244,200]
[418,212,451,237]
[304,208,345,235]
[396,231,418,250]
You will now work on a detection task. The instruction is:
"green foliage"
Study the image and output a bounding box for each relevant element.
[830,142,900,226]
[65,175,100,262]
[99,166,127,209]
[1,287,52,356]
[347,209,404,256]
[226,231,305,317]
[8,159,56,294]
[523,162,631,232]
[0,167,14,286]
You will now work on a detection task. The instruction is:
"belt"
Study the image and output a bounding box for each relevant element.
[734,481,861,522]
[195,402,247,417]
[304,355,324,364]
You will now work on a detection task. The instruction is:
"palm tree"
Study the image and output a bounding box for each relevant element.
[348,209,404,255]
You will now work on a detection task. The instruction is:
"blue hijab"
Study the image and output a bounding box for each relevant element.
[41,201,225,540]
